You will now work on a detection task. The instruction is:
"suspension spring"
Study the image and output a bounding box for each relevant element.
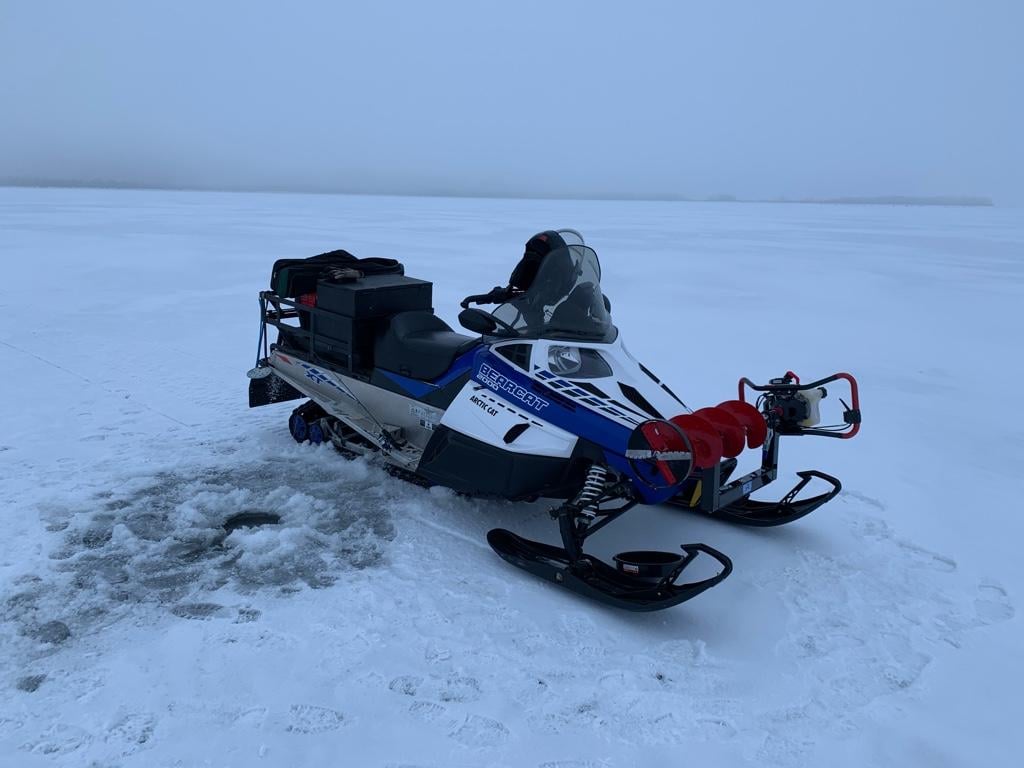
[575,464,610,517]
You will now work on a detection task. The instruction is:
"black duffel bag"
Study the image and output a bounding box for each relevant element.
[270,249,404,298]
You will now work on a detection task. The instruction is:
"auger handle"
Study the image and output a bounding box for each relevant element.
[738,371,861,439]
[830,372,861,439]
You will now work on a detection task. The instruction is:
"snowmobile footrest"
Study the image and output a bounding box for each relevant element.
[713,469,841,527]
[487,528,732,612]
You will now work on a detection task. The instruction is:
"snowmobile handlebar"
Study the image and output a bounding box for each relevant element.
[460,285,517,309]
[738,371,861,439]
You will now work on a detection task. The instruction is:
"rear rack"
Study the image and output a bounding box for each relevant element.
[255,290,370,375]
[255,291,304,362]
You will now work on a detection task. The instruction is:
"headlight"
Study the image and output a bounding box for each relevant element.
[547,346,613,379]
[548,345,582,376]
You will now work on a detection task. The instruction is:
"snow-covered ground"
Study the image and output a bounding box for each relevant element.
[1,187,1021,767]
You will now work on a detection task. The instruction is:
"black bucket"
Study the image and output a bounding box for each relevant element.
[613,550,684,581]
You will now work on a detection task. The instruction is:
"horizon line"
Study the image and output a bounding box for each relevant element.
[0,179,996,208]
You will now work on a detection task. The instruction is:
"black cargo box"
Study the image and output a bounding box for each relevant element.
[315,274,432,318]
[311,274,433,372]
[311,313,379,371]
[312,334,375,372]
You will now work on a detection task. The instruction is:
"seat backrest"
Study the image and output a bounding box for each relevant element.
[387,310,453,339]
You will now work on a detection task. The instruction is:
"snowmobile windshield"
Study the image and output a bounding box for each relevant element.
[555,228,585,247]
[491,244,613,341]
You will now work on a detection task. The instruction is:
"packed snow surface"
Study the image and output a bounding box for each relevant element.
[1,188,1021,767]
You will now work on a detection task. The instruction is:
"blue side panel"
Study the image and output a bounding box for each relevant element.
[471,352,687,504]
[379,370,435,398]
[379,346,480,398]
[436,348,481,386]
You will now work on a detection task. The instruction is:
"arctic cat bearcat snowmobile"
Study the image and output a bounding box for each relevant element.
[247,229,861,611]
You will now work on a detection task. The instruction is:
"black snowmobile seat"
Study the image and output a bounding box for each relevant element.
[375,311,479,381]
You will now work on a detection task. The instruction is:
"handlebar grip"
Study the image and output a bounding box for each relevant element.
[461,286,515,309]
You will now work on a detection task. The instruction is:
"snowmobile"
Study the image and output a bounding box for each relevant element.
[247,230,861,611]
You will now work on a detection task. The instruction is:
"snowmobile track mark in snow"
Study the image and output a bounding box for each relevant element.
[286,704,345,734]
[234,607,262,623]
[170,602,229,621]
[974,581,1014,625]
[388,675,422,696]
[450,713,510,747]
[105,712,156,756]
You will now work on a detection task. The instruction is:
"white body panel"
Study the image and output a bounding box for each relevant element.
[440,380,578,458]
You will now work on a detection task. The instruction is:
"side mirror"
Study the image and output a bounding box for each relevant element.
[458,308,498,335]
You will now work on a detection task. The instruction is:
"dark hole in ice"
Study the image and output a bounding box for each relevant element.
[223,511,282,533]
[16,674,46,692]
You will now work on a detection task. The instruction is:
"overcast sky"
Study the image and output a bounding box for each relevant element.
[1,0,1020,202]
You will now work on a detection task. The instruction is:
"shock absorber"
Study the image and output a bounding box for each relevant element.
[574,464,610,517]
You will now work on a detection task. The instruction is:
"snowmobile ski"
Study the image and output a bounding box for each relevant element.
[487,529,732,611]
[669,469,842,526]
